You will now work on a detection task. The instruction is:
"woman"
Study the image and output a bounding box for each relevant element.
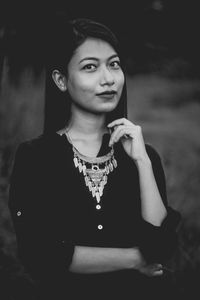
[9,18,181,299]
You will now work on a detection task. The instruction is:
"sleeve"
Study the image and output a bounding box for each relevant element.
[8,142,75,284]
[138,144,181,263]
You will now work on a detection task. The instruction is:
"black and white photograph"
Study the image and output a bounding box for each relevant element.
[0,1,199,299]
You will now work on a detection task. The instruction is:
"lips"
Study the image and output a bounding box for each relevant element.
[96,90,117,96]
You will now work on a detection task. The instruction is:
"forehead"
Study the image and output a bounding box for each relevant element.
[73,37,117,61]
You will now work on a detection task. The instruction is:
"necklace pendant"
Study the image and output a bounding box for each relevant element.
[95,192,100,203]
[85,176,89,186]
[99,185,103,197]
[78,162,83,173]
[92,186,96,197]
[92,164,99,171]
[113,158,117,168]
[103,175,107,184]
[109,162,113,172]
[82,164,86,175]
[73,157,79,168]
[99,181,103,189]
[88,181,92,191]
[106,165,110,174]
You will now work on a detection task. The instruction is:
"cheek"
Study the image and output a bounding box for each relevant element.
[116,72,125,91]
[70,75,96,95]
[79,75,98,93]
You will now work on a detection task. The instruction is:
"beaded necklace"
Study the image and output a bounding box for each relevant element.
[64,130,117,209]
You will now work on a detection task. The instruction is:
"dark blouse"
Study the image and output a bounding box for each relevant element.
[9,132,181,299]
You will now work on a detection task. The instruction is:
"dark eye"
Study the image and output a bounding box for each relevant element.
[110,60,121,69]
[82,64,97,71]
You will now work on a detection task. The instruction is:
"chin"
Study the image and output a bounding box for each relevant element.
[97,101,119,113]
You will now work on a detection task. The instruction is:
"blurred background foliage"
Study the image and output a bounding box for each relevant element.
[1,0,200,298]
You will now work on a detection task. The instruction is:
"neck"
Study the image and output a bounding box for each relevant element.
[68,106,108,136]
[67,105,108,138]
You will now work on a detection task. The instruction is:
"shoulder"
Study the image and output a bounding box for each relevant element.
[16,132,65,156]
[18,132,62,149]
[13,133,68,170]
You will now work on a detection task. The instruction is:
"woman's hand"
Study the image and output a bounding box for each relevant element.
[131,247,163,277]
[107,118,150,163]
[139,262,164,277]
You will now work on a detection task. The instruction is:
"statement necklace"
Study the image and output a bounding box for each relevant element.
[65,131,117,209]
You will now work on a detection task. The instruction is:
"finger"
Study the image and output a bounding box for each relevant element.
[152,269,163,277]
[112,128,134,145]
[109,126,133,146]
[107,118,133,128]
[150,264,163,276]
[109,125,126,145]
[145,268,163,277]
[145,263,163,275]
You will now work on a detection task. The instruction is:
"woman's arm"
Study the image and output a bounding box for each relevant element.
[138,144,181,262]
[108,118,180,228]
[108,119,167,226]
[108,119,181,263]
[69,246,163,276]
[69,246,137,273]
[136,157,167,226]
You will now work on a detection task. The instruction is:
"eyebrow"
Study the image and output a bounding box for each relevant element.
[79,54,119,64]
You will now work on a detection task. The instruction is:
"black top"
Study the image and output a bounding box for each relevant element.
[9,132,181,300]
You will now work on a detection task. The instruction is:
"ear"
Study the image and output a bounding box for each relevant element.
[52,70,67,92]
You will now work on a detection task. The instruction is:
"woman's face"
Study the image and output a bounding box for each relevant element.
[66,37,125,115]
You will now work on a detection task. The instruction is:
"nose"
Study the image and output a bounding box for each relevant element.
[100,66,115,86]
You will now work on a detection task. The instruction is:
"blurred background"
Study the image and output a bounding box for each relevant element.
[0,0,200,298]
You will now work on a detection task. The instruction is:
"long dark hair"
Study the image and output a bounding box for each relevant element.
[44,17,127,134]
